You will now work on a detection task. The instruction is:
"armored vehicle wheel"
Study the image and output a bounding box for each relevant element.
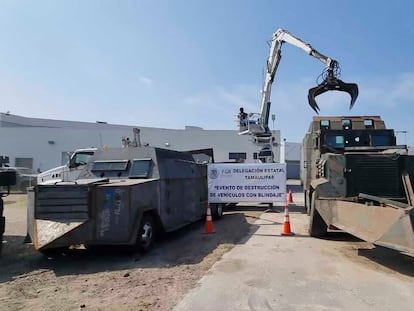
[211,203,224,220]
[309,193,327,237]
[136,214,156,253]
[39,247,69,257]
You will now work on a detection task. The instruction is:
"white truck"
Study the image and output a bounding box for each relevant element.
[37,148,97,185]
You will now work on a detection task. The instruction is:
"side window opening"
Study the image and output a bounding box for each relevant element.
[129,159,152,178]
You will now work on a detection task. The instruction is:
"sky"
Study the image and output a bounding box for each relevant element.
[0,1,414,145]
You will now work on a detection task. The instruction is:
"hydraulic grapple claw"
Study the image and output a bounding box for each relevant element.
[308,78,359,114]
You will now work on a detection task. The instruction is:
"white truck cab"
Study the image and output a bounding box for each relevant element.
[37,148,97,185]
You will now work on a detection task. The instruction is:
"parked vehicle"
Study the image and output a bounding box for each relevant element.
[0,167,37,193]
[301,115,414,254]
[37,148,97,185]
[27,145,221,254]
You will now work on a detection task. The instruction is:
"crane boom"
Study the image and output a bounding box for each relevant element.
[260,29,334,122]
[238,28,359,163]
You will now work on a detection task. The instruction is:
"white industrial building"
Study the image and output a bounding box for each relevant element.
[0,113,304,174]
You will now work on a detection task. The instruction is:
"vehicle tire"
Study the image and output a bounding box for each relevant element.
[136,214,156,253]
[309,192,327,237]
[211,203,224,220]
[225,203,237,210]
[39,247,69,257]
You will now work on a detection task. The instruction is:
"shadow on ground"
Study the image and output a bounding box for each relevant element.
[358,246,414,277]
[230,203,306,215]
[0,211,261,283]
[323,231,363,242]
[323,232,414,277]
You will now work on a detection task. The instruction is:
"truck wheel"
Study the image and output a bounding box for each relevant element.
[309,193,327,237]
[136,214,156,253]
[39,247,69,257]
[226,203,237,210]
[211,203,224,220]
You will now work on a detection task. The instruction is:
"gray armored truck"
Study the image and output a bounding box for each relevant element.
[302,116,414,254]
[27,146,220,253]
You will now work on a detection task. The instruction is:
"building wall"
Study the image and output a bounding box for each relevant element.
[0,113,282,171]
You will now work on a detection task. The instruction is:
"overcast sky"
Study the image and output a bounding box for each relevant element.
[1,1,413,144]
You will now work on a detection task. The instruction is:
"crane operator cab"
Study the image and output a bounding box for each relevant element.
[238,109,270,135]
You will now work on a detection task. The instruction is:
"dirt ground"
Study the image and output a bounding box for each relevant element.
[0,194,266,311]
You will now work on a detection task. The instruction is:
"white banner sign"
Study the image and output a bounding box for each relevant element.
[208,163,286,203]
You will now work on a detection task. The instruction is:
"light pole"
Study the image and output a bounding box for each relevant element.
[280,138,286,164]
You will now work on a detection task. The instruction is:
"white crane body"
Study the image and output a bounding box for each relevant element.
[238,28,358,163]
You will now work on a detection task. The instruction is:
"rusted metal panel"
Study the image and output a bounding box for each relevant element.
[34,219,87,250]
[316,198,414,254]
[376,213,414,254]
[402,171,414,206]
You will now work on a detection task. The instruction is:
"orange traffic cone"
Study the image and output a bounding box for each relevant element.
[281,205,294,236]
[205,204,215,234]
[287,189,293,203]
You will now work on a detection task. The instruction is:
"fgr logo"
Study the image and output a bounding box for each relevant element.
[221,168,231,175]
[209,169,219,179]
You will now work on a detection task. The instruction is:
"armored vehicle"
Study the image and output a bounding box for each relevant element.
[302,116,414,254]
[27,145,219,253]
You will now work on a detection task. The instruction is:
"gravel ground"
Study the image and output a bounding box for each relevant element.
[0,194,265,311]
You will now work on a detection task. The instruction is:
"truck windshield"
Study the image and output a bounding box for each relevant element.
[72,151,95,166]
